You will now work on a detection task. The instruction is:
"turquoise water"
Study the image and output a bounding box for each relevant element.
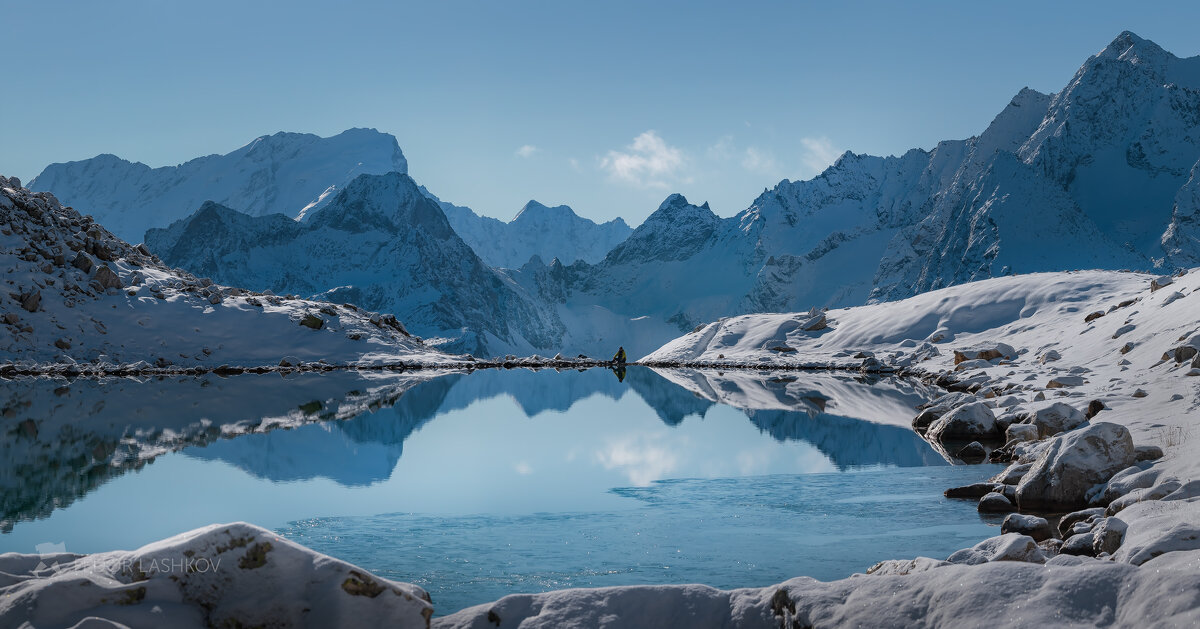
[0,367,1002,614]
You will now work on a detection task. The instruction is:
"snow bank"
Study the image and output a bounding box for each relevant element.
[0,522,432,628]
[0,176,458,369]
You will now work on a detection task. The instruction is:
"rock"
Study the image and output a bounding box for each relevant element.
[299,314,324,330]
[991,462,1032,485]
[1107,479,1183,515]
[800,312,827,331]
[208,293,222,305]
[926,402,998,442]
[1085,462,1157,506]
[1015,422,1137,512]
[54,338,71,350]
[1120,342,1134,354]
[1005,423,1039,444]
[953,343,1016,365]
[1046,375,1085,388]
[1150,275,1174,291]
[2,313,17,325]
[1163,345,1199,364]
[911,408,942,433]
[1094,516,1128,554]
[865,557,949,576]
[1033,391,1046,401]
[1058,508,1106,536]
[946,533,1044,565]
[1085,399,1106,419]
[1060,531,1097,556]
[1001,514,1054,542]
[94,265,122,290]
[278,356,300,367]
[1038,350,1062,364]
[71,251,93,273]
[945,483,1002,499]
[1112,324,1136,339]
[1028,402,1087,437]
[1083,311,1105,323]
[19,291,40,312]
[1134,445,1164,462]
[1131,389,1148,398]
[978,491,1016,513]
[954,358,993,372]
[955,441,987,462]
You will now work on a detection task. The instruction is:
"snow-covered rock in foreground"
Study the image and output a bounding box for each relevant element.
[0,522,432,628]
[0,175,453,368]
[29,128,408,241]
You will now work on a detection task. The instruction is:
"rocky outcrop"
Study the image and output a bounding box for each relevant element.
[1015,422,1137,511]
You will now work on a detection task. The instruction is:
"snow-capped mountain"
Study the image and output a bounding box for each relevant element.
[145,172,565,356]
[422,187,632,268]
[29,128,407,241]
[507,32,1200,358]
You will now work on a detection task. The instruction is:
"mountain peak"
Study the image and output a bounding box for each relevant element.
[513,199,579,222]
[658,193,691,210]
[1097,30,1171,64]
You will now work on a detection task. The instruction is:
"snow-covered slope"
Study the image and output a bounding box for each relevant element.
[423,187,632,268]
[0,175,451,368]
[145,172,565,356]
[29,128,407,241]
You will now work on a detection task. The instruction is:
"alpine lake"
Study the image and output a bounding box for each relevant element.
[0,366,1004,614]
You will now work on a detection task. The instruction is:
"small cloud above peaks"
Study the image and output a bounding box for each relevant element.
[600,130,686,190]
[515,144,540,158]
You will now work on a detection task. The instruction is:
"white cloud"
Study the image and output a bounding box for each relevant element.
[600,130,685,189]
[514,461,533,475]
[515,144,539,158]
[741,147,779,175]
[799,136,841,176]
[568,157,581,172]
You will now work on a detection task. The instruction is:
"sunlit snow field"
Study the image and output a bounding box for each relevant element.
[1,368,1002,614]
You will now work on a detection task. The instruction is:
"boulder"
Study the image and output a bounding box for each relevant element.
[945,483,1002,499]
[1001,514,1054,542]
[1085,399,1106,419]
[94,265,122,290]
[800,312,827,331]
[1046,375,1085,389]
[1083,311,1105,323]
[1058,508,1106,537]
[925,402,998,442]
[71,251,93,273]
[946,533,1044,565]
[1005,423,1039,444]
[1094,518,1128,552]
[1015,422,1137,512]
[299,314,324,330]
[1027,402,1087,437]
[1150,275,1173,291]
[1038,350,1061,364]
[978,491,1016,513]
[1060,531,1097,556]
[1135,445,1164,461]
[991,462,1032,485]
[19,291,40,313]
[953,343,1017,365]
[1086,462,1158,506]
[955,441,987,462]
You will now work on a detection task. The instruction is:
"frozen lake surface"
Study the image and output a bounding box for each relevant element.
[1,367,1003,614]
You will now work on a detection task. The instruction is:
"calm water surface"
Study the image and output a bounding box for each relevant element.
[0,367,1002,614]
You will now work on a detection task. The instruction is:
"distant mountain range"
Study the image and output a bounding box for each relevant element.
[28,31,1200,357]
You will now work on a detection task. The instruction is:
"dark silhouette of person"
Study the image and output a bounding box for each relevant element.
[612,346,627,364]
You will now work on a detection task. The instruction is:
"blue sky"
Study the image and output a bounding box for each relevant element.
[4,1,1200,225]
